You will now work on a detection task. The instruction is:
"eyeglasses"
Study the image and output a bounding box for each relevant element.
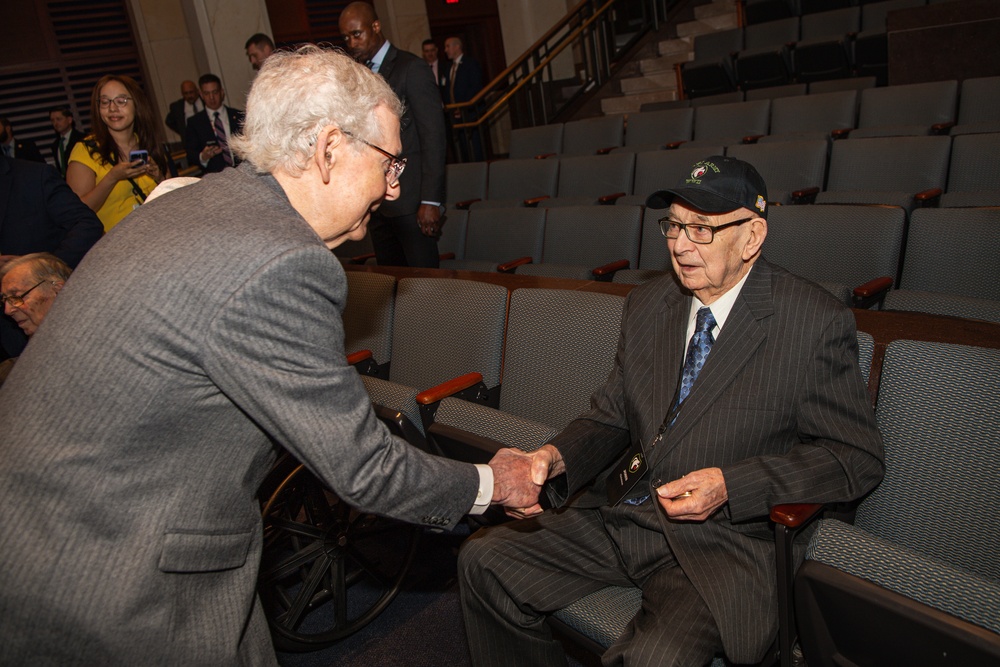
[658,216,754,245]
[1,280,49,308]
[342,130,406,186]
[99,95,132,108]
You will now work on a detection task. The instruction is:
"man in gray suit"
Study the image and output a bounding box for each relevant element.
[0,46,537,665]
[459,156,885,666]
[339,1,447,268]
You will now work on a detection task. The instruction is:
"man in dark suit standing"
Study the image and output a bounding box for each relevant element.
[0,117,45,164]
[339,2,447,268]
[184,73,244,174]
[459,157,885,666]
[0,154,103,357]
[47,106,85,178]
[422,38,449,102]
[0,46,535,665]
[443,36,485,161]
[164,80,203,141]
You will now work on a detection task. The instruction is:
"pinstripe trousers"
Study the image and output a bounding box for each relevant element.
[459,501,723,667]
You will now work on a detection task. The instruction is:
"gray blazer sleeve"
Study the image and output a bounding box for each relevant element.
[201,246,479,528]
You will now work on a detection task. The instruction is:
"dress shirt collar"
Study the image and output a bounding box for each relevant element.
[685,263,754,343]
[369,40,391,74]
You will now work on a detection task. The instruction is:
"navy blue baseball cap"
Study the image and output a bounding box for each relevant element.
[645,156,768,219]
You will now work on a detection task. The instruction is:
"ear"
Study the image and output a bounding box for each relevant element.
[372,20,381,36]
[742,217,767,261]
[313,125,343,185]
[51,281,65,294]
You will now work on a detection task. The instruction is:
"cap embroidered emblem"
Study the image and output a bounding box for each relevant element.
[691,166,708,179]
[756,195,766,213]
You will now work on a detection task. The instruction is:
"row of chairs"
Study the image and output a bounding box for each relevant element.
[432,203,1000,323]
[339,269,1000,667]
[508,77,999,160]
[638,76,875,111]
[684,0,932,93]
[448,132,1000,211]
[741,0,940,24]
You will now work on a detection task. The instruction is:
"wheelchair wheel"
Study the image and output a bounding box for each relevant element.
[258,459,420,652]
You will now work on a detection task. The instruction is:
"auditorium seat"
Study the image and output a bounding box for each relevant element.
[621,108,695,152]
[816,135,951,210]
[689,90,745,107]
[508,123,564,159]
[940,133,1000,207]
[515,205,642,280]
[745,83,808,101]
[470,158,560,209]
[612,208,672,284]
[883,207,1000,322]
[852,0,926,86]
[727,139,828,204]
[438,209,469,260]
[539,153,635,207]
[761,89,857,142]
[763,204,904,307]
[427,287,625,463]
[440,207,546,273]
[795,339,1000,667]
[849,80,958,138]
[617,145,724,207]
[680,28,743,98]
[792,6,859,83]
[562,115,625,156]
[744,0,795,25]
[343,271,397,378]
[734,16,800,91]
[445,162,489,210]
[358,278,508,442]
[950,76,1000,136]
[688,99,771,147]
[808,75,876,94]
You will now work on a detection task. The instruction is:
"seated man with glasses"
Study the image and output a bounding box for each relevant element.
[459,156,885,667]
[0,253,71,385]
[0,46,538,664]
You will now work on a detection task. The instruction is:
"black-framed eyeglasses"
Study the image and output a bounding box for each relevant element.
[658,216,754,245]
[342,130,406,186]
[99,95,132,108]
[1,280,49,308]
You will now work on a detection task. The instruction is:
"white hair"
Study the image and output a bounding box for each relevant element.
[230,45,403,175]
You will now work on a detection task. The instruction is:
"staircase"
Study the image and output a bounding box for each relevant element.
[599,0,740,115]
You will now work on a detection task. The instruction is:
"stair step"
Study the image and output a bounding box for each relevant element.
[658,37,693,56]
[676,11,738,37]
[644,51,693,73]
[694,1,738,20]
[620,73,678,94]
[601,90,677,115]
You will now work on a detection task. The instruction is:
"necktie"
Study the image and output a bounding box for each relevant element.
[59,136,69,172]
[365,60,375,71]
[677,307,717,406]
[449,61,458,103]
[213,111,233,167]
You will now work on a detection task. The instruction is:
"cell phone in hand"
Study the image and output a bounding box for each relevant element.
[129,149,149,165]
[204,140,218,147]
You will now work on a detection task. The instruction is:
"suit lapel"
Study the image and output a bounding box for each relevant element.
[652,288,689,432]
[378,45,397,81]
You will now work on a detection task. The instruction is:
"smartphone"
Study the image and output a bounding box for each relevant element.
[204,140,218,147]
[129,149,149,165]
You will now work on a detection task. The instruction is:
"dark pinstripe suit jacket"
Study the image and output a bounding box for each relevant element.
[0,164,479,664]
[547,259,884,662]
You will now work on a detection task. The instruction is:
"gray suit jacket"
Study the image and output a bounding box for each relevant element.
[376,44,447,217]
[0,164,479,664]
[548,260,884,662]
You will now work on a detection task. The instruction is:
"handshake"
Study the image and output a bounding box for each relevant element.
[486,445,564,519]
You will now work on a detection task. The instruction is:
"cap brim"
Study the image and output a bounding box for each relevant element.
[645,188,744,214]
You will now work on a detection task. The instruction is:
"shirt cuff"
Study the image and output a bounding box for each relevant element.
[469,463,493,515]
[420,200,442,208]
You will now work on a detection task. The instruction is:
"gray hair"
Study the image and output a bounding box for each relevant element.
[230,44,403,175]
[0,253,72,284]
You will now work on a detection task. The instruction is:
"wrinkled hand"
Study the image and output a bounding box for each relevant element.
[655,467,728,521]
[417,204,442,237]
[494,444,563,520]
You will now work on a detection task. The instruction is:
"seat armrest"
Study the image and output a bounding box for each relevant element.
[931,121,955,135]
[790,186,820,205]
[439,252,456,261]
[743,134,764,144]
[914,187,942,207]
[771,503,824,529]
[592,259,630,280]
[349,252,376,264]
[455,198,481,210]
[347,349,381,377]
[666,140,687,150]
[497,256,533,273]
[852,276,893,309]
[598,192,626,205]
[346,349,373,365]
[596,146,617,155]
[524,195,550,207]
[831,128,851,140]
[416,372,485,405]
[534,152,557,160]
[772,502,826,667]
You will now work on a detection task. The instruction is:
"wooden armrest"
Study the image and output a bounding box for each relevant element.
[592,259,630,278]
[346,349,373,365]
[931,122,955,135]
[770,503,824,528]
[534,152,557,160]
[439,252,456,261]
[497,256,533,273]
[914,187,942,205]
[742,134,764,144]
[595,146,616,155]
[790,186,820,204]
[665,141,686,150]
[598,192,626,205]
[853,276,894,309]
[349,252,376,264]
[416,372,484,405]
[830,128,851,140]
[455,198,481,210]
[524,195,550,207]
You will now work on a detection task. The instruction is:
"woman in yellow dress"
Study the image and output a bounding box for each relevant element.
[67,75,164,232]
